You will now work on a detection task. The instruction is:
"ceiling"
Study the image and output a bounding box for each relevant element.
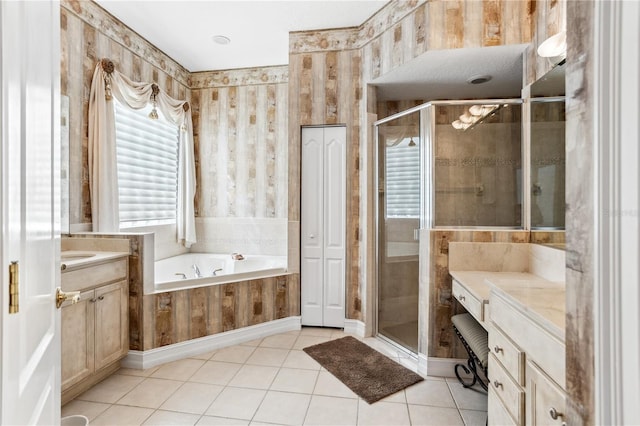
[95,1,530,101]
[372,44,528,101]
[94,0,388,72]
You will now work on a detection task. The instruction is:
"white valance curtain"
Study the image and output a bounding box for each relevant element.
[88,59,197,247]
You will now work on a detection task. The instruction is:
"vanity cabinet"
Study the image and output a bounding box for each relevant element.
[488,289,566,426]
[61,256,128,404]
[526,361,567,426]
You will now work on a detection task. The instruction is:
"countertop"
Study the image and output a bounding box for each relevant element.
[450,269,565,341]
[61,250,129,272]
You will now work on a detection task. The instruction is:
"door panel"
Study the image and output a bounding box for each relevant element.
[1,1,60,424]
[301,128,325,325]
[301,126,345,327]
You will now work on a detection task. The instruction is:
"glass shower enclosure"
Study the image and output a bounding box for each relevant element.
[375,100,522,354]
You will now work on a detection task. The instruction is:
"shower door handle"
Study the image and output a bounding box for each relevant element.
[413,229,420,241]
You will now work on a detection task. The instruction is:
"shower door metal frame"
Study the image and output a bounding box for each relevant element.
[373,98,526,357]
[374,104,425,355]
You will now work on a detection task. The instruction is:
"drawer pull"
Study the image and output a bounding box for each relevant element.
[493,380,503,389]
[494,346,503,353]
[459,295,466,301]
[549,407,564,420]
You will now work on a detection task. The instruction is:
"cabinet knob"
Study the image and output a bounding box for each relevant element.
[549,407,564,420]
[309,234,315,239]
[459,295,466,301]
[493,381,503,389]
[494,346,503,353]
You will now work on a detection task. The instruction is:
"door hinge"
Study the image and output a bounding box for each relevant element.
[9,261,19,314]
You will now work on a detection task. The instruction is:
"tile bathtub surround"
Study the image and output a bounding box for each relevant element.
[63,328,488,425]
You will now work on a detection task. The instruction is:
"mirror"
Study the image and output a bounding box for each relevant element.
[61,95,70,234]
[529,61,566,244]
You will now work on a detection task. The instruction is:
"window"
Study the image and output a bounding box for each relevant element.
[114,100,180,228]
[385,138,420,218]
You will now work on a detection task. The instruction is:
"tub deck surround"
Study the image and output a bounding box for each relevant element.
[151,253,288,294]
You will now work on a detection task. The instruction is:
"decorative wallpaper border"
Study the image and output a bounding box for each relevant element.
[289,0,427,53]
[190,65,289,89]
[61,0,191,87]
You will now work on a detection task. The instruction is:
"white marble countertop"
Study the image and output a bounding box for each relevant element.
[61,250,129,272]
[450,269,565,341]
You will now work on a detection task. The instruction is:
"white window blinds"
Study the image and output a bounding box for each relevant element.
[114,100,179,227]
[385,139,420,218]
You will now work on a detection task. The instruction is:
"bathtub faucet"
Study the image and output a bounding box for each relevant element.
[231,253,245,261]
[212,268,223,276]
[192,264,202,278]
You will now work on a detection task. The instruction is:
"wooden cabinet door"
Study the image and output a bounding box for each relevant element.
[526,360,567,426]
[94,281,129,371]
[61,289,95,390]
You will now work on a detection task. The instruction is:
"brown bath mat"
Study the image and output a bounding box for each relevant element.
[303,336,424,404]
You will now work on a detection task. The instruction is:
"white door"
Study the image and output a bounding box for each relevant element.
[301,126,346,328]
[1,1,61,424]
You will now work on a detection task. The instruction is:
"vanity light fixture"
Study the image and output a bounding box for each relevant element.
[212,35,231,45]
[451,104,500,131]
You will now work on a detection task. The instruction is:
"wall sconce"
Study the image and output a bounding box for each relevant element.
[537,30,566,58]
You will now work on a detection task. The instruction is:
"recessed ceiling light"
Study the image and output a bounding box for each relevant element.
[212,35,231,45]
[467,75,492,85]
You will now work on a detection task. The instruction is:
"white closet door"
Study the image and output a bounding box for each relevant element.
[322,127,346,327]
[301,126,345,328]
[301,127,325,326]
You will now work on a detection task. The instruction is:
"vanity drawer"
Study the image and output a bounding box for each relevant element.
[452,279,483,322]
[489,353,524,424]
[489,325,525,385]
[490,291,565,386]
[62,259,128,292]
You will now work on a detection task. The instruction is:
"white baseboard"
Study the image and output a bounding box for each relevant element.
[343,319,366,338]
[122,316,301,370]
[426,357,472,378]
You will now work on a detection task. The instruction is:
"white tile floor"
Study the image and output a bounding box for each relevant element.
[62,328,487,426]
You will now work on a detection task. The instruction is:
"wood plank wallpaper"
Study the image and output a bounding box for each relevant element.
[524,0,567,87]
[564,1,594,423]
[191,67,288,219]
[61,1,190,227]
[143,274,300,350]
[289,0,537,340]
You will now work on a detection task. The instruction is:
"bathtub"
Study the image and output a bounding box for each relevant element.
[153,253,288,293]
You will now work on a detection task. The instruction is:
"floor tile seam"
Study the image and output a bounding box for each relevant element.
[445,379,488,412]
[444,378,465,412]
[247,380,275,425]
[406,403,466,426]
[110,375,179,408]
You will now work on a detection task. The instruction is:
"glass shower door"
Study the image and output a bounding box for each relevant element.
[376,110,421,353]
